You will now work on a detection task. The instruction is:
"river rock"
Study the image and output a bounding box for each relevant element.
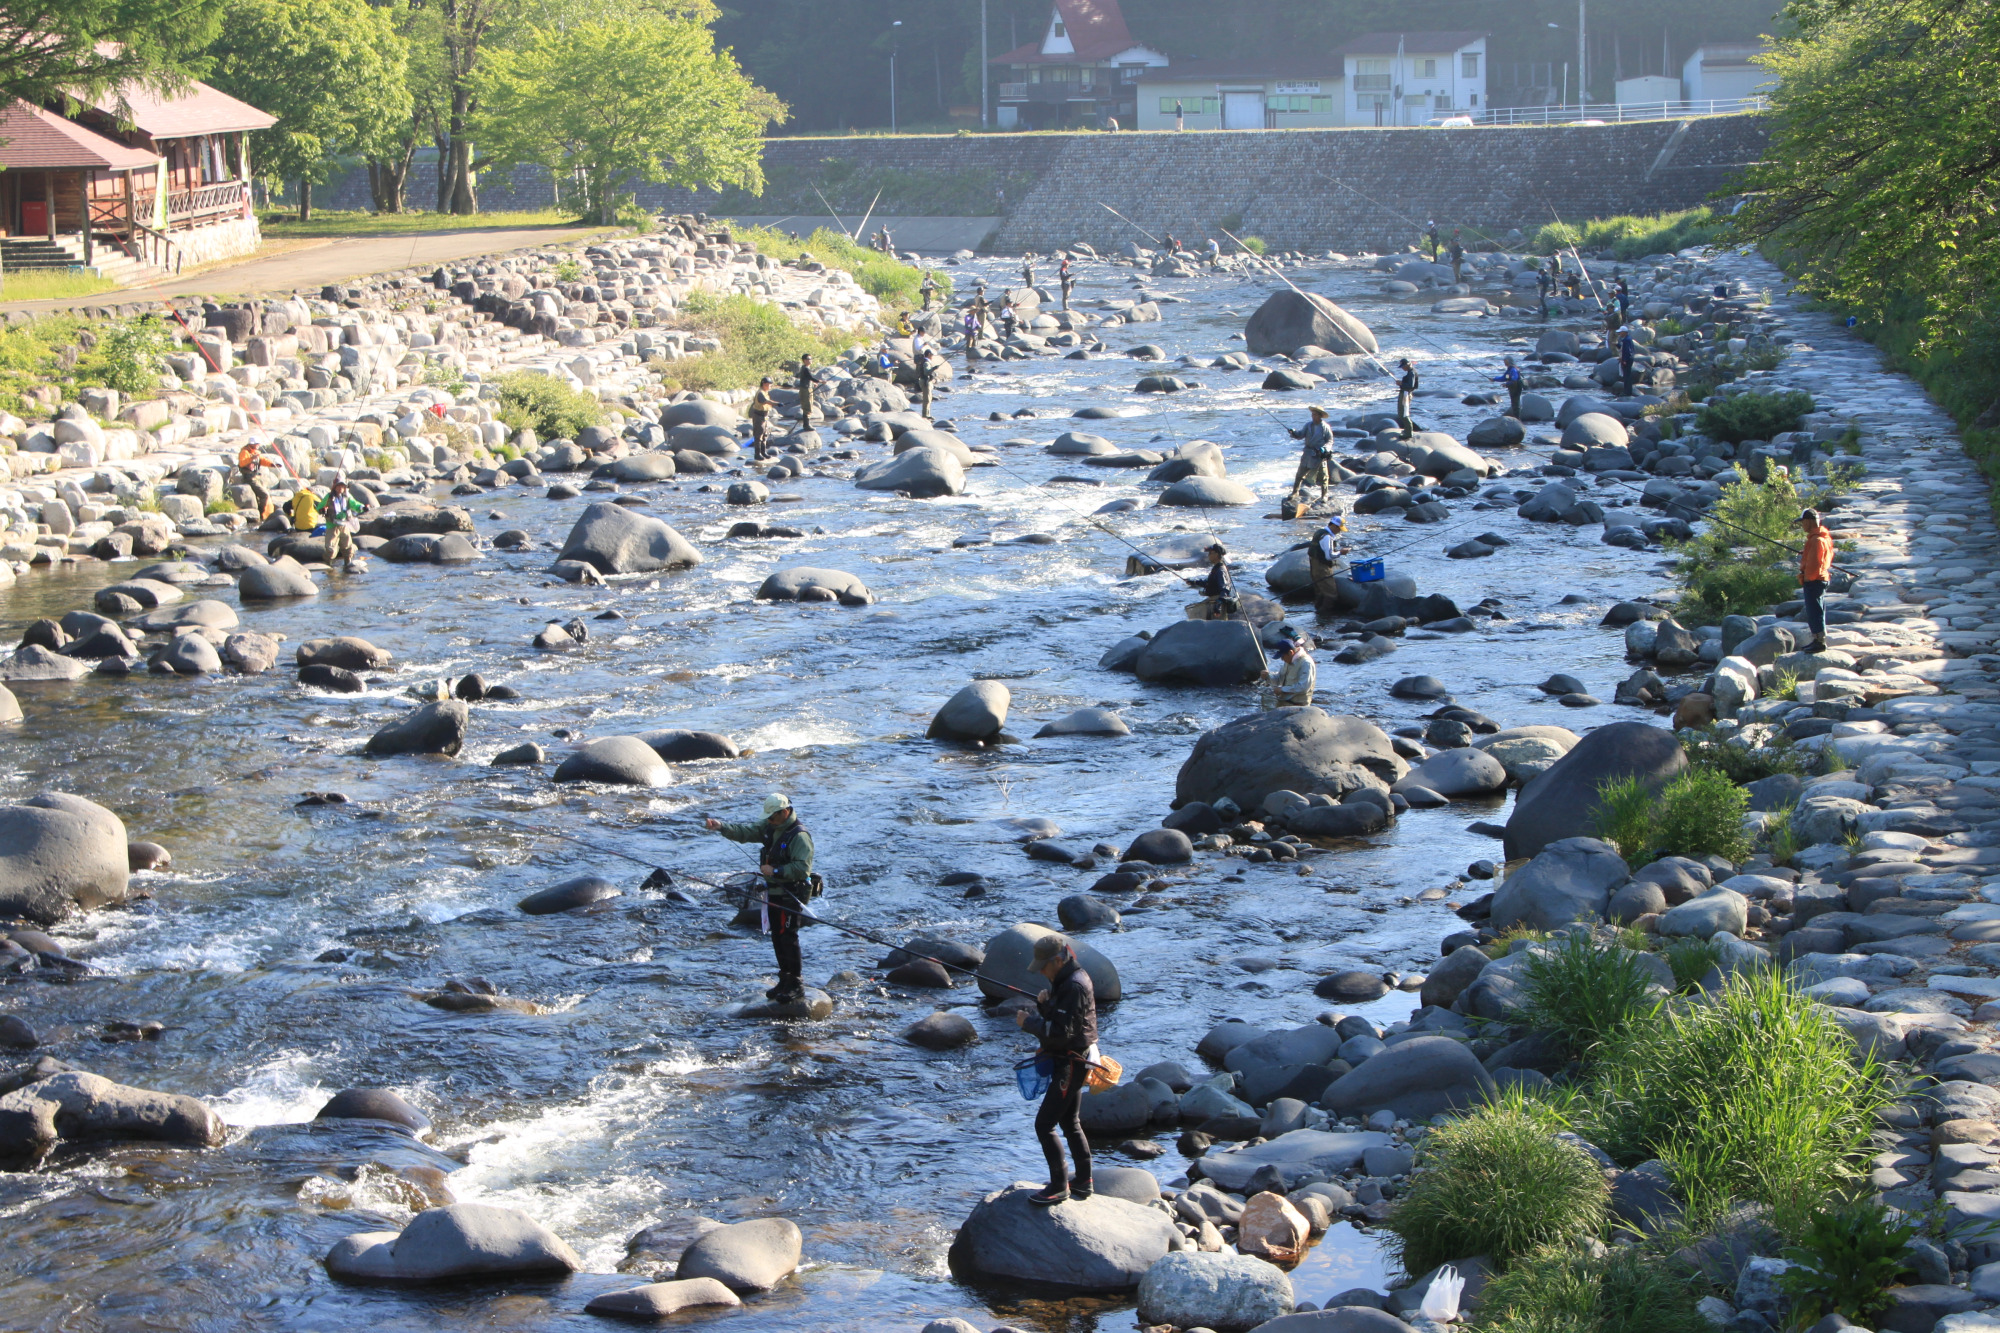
[1159,477,1258,507]
[635,729,740,762]
[1244,291,1378,357]
[1237,1191,1312,1263]
[298,636,392,671]
[160,632,222,675]
[364,701,468,757]
[0,1070,225,1165]
[1320,1035,1496,1119]
[676,1217,802,1293]
[552,736,671,786]
[757,567,873,604]
[134,599,237,633]
[1059,895,1121,931]
[948,1183,1178,1292]
[1196,1129,1389,1193]
[660,400,740,429]
[1659,888,1751,939]
[1504,721,1686,861]
[0,792,130,925]
[1176,708,1404,811]
[1135,620,1268,686]
[315,1088,432,1136]
[1126,828,1193,864]
[1490,837,1631,931]
[299,664,365,693]
[607,451,678,482]
[1255,1311,1421,1333]
[1392,749,1507,798]
[518,875,622,914]
[222,632,280,674]
[323,1203,581,1282]
[929,681,1010,741]
[907,1011,979,1050]
[1137,1251,1295,1332]
[1035,707,1130,737]
[0,645,91,681]
[0,684,18,723]
[854,447,965,498]
[556,503,701,575]
[979,923,1120,1002]
[586,1278,741,1318]
[359,502,473,539]
[239,555,318,599]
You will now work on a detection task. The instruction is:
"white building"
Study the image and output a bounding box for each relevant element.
[1681,43,1774,102]
[1134,58,1346,130]
[1341,31,1488,127]
[1614,75,1680,105]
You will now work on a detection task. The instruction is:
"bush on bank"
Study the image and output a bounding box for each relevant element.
[733,223,941,309]
[662,291,852,393]
[1531,208,1726,261]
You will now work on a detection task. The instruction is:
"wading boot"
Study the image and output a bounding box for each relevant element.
[1028,1183,1070,1207]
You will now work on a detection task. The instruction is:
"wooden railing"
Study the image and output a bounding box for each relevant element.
[165,180,248,228]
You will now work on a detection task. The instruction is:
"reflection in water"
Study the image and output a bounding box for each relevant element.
[0,254,1660,1330]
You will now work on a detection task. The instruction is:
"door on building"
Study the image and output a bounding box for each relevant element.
[1222,92,1264,129]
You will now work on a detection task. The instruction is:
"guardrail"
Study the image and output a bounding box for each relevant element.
[1475,97,1768,125]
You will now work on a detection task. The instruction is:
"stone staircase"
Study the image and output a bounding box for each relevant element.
[1,234,171,289]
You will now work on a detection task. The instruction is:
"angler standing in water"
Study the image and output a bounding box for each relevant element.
[706,794,818,1003]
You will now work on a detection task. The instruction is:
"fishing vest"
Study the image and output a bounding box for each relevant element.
[762,818,823,900]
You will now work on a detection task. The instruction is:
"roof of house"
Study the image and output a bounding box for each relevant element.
[992,0,1158,64]
[0,98,159,171]
[85,79,276,137]
[1134,57,1345,84]
[1688,41,1770,64]
[1339,31,1489,57]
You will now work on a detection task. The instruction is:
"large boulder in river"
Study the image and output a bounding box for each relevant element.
[555,502,701,575]
[239,555,318,599]
[675,1218,802,1293]
[854,446,965,498]
[359,502,472,539]
[1175,708,1405,812]
[0,1070,225,1165]
[1135,620,1267,686]
[635,729,739,762]
[660,400,740,429]
[1503,721,1685,860]
[979,923,1120,1002]
[1138,1251,1294,1333]
[0,792,130,924]
[929,681,1010,741]
[949,1183,1177,1292]
[298,636,392,671]
[1404,432,1490,479]
[1392,748,1507,798]
[1159,476,1257,507]
[757,567,873,605]
[1244,291,1378,357]
[551,736,671,786]
[1490,837,1631,931]
[364,701,468,757]
[322,1203,580,1283]
[1319,1036,1496,1120]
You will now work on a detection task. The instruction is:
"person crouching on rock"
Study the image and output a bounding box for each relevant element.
[1269,624,1316,708]
[1014,933,1097,1206]
[706,793,815,1003]
[1187,542,1238,620]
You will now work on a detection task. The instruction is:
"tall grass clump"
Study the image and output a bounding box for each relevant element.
[1589,776,1659,863]
[1663,936,1723,992]
[1653,769,1752,862]
[1382,1102,1609,1276]
[1591,969,1895,1235]
[1477,1245,1716,1333]
[664,291,850,393]
[1523,933,1661,1061]
[1528,207,1726,260]
[1696,388,1817,443]
[733,224,937,308]
[494,371,604,440]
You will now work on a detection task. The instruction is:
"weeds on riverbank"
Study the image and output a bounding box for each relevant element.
[1779,1195,1916,1325]
[732,224,938,309]
[1530,208,1726,261]
[663,291,849,393]
[1683,725,1815,783]
[0,313,183,415]
[1383,1101,1609,1275]
[1589,771,1750,863]
[1667,466,1847,622]
[1476,1245,1715,1333]
[1696,388,1816,443]
[1523,933,1659,1060]
[494,371,604,439]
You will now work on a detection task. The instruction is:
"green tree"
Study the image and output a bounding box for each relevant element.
[205,0,413,219]
[0,0,225,109]
[473,12,783,224]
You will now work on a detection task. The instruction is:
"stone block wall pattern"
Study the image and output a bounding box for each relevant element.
[312,117,1765,254]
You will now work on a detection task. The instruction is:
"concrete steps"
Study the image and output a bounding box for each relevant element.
[1,235,171,289]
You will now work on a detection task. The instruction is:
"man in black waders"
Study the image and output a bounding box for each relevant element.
[706,794,817,1003]
[1014,932,1097,1205]
[1394,358,1419,439]
[794,353,816,428]
[748,376,776,460]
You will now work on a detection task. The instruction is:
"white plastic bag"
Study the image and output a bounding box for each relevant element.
[1419,1264,1465,1323]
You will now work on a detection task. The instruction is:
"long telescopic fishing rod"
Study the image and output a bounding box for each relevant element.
[1098,201,1163,247]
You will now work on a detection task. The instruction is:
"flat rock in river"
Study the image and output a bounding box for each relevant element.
[675,1217,802,1293]
[948,1183,1178,1292]
[322,1203,580,1282]
[1195,1129,1391,1193]
[1175,708,1405,811]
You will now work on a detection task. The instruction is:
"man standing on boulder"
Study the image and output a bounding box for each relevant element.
[1186,542,1239,620]
[1798,509,1833,653]
[794,353,817,428]
[1495,355,1523,418]
[1448,229,1465,284]
[1426,220,1441,261]
[920,270,938,310]
[1287,405,1336,506]
[748,376,777,460]
[706,794,817,1004]
[1394,359,1420,440]
[1014,932,1097,1206]
[321,475,362,573]
[916,348,939,419]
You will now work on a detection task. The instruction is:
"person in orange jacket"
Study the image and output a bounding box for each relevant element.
[1798,508,1833,652]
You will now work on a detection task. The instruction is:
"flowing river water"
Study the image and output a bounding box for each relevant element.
[0,256,1668,1331]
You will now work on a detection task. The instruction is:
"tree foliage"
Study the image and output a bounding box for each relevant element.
[205,0,412,208]
[473,11,782,224]
[0,0,225,109]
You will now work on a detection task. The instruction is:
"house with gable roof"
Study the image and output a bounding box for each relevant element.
[990,0,1169,130]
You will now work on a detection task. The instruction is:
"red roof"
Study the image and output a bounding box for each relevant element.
[87,80,275,137]
[992,0,1154,64]
[0,99,158,170]
[1339,31,1488,56]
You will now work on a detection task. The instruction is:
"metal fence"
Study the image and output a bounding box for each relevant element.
[1475,97,1768,126]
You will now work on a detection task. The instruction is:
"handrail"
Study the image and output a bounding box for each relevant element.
[132,222,182,275]
[1474,97,1768,126]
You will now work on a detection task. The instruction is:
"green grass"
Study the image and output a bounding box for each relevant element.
[1780,1195,1917,1326]
[1667,466,1849,624]
[732,223,937,309]
[1383,1101,1610,1276]
[0,312,182,415]
[1663,936,1723,991]
[1524,934,1662,1061]
[1653,769,1752,862]
[1766,800,1801,866]
[1475,1245,1717,1333]
[1696,388,1817,443]
[1589,969,1895,1237]
[662,290,849,393]
[257,208,615,238]
[0,270,120,302]
[1590,776,1660,864]
[1529,207,1727,261]
[493,370,604,441]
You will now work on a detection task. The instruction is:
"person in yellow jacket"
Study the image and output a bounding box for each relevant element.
[290,487,321,533]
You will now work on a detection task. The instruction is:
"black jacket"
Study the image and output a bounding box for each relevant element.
[1022,959,1097,1058]
[1198,563,1236,600]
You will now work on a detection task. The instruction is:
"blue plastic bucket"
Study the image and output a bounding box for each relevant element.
[1348,558,1385,583]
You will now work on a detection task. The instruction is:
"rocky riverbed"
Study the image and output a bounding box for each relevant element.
[0,226,1995,1333]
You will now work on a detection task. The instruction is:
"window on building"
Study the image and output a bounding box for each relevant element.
[1311,95,1332,112]
[1052,21,1064,36]
[1470,91,1478,106]
[1417,58,1436,77]
[1434,94,1452,110]
[1462,52,1480,77]
[1204,96,1219,114]
[1354,58,1390,91]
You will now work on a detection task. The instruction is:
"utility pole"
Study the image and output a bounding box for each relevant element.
[890,20,903,132]
[1577,0,1587,108]
[980,0,989,128]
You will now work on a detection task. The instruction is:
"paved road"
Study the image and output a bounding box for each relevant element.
[2,223,614,315]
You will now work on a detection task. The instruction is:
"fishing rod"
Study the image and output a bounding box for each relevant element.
[1098,202,1163,247]
[1316,174,1514,256]
[853,189,885,251]
[810,185,850,239]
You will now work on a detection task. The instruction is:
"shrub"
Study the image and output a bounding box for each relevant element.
[1477,1245,1716,1333]
[1653,769,1752,862]
[1683,726,1814,783]
[1662,937,1722,991]
[732,224,936,308]
[1590,776,1659,863]
[1766,801,1801,866]
[494,370,603,440]
[1239,236,1268,255]
[1668,466,1847,623]
[664,290,849,393]
[1523,933,1661,1061]
[554,256,585,283]
[1779,1196,1915,1326]
[1529,208,1725,261]
[1696,388,1817,444]
[89,315,180,395]
[1591,970,1895,1234]
[1382,1103,1609,1276]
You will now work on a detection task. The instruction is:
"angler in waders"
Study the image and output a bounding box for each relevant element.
[1495,355,1523,418]
[794,354,817,428]
[920,271,938,310]
[1287,405,1336,507]
[1394,359,1420,440]
[706,794,817,1003]
[1307,516,1345,603]
[1013,932,1097,1205]
[1448,230,1465,285]
[1058,256,1074,310]
[748,376,776,460]
[915,348,938,419]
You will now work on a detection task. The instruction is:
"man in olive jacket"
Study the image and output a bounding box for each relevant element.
[707,793,816,1002]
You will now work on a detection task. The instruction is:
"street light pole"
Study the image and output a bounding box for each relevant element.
[1578,0,1587,108]
[980,0,988,129]
[890,20,903,133]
